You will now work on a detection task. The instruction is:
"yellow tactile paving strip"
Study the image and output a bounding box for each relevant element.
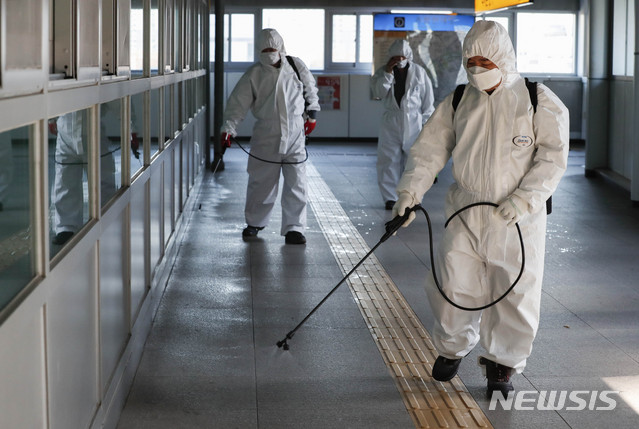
[306,163,492,429]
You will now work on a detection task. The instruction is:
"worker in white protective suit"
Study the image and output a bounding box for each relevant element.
[393,21,569,398]
[221,28,320,245]
[50,110,116,245]
[371,39,435,210]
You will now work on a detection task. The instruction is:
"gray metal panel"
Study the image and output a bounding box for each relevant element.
[53,0,74,77]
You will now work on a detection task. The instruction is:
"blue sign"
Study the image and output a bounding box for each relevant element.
[374,14,475,32]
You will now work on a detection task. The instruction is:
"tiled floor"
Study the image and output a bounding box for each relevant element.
[117,142,639,429]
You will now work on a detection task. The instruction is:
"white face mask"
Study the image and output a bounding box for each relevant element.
[397,59,409,69]
[260,51,280,66]
[467,66,502,91]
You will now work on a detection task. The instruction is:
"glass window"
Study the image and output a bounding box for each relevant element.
[131,93,145,176]
[151,0,160,75]
[516,13,576,74]
[359,15,373,63]
[613,0,635,76]
[173,83,181,130]
[172,0,181,72]
[5,0,41,70]
[100,100,122,207]
[209,14,215,61]
[131,0,144,77]
[230,14,255,62]
[332,15,357,63]
[197,4,203,68]
[164,153,173,246]
[117,0,131,76]
[164,85,173,143]
[164,0,174,72]
[52,0,74,78]
[174,141,181,215]
[627,0,635,76]
[0,126,34,310]
[78,1,100,74]
[48,110,92,258]
[331,14,373,68]
[184,2,192,72]
[151,88,161,157]
[210,14,230,62]
[102,0,116,75]
[262,9,325,70]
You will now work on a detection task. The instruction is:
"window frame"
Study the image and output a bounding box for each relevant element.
[514,11,578,76]
[326,11,374,74]
[612,0,635,77]
[216,9,260,72]
[212,8,579,77]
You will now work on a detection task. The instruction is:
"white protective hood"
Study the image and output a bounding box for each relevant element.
[257,28,286,60]
[388,39,413,62]
[462,20,518,86]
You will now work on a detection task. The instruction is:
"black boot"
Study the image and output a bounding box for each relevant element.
[285,231,306,244]
[432,356,462,381]
[52,231,74,245]
[479,357,515,398]
[242,225,264,238]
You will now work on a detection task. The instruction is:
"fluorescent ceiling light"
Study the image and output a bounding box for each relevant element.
[390,10,454,15]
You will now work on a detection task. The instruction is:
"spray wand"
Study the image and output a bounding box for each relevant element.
[276,206,421,350]
[276,202,525,350]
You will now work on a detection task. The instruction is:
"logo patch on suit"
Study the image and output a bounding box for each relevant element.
[512,135,533,148]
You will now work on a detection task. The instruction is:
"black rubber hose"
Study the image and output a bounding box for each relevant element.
[275,202,525,349]
[232,137,308,165]
[412,202,525,311]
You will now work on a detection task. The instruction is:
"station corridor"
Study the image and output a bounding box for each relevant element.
[116,142,639,429]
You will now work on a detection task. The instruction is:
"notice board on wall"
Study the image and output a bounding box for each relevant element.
[317,76,341,110]
[373,14,475,105]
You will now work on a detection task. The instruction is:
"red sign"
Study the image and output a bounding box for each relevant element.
[317,76,341,110]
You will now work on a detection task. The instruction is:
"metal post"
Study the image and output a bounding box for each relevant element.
[584,0,611,177]
[633,0,639,204]
[211,0,225,171]
[204,0,211,167]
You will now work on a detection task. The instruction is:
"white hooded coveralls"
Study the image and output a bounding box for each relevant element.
[397,21,569,372]
[52,110,116,234]
[221,29,320,235]
[371,39,435,203]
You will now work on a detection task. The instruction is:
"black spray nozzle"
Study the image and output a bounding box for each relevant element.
[276,332,294,350]
[381,205,422,242]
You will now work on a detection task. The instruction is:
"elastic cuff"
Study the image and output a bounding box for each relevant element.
[398,190,416,205]
[307,110,317,119]
[507,197,523,216]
